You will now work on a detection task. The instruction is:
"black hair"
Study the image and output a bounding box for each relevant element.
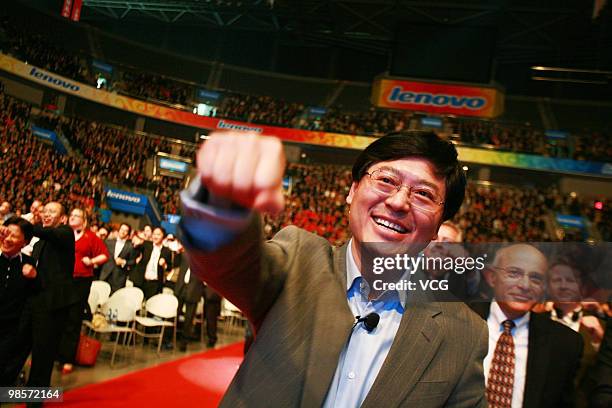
[120,223,132,234]
[3,216,34,243]
[153,226,166,237]
[351,130,466,221]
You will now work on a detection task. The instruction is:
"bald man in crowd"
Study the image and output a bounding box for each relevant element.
[471,244,583,408]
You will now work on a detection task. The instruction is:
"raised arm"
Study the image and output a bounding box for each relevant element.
[32,224,73,249]
[180,131,287,329]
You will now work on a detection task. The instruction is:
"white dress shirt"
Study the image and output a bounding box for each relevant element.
[144,244,162,281]
[114,238,127,259]
[484,302,530,408]
[21,236,39,257]
[184,268,191,284]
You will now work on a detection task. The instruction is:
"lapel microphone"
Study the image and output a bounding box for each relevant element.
[354,312,380,332]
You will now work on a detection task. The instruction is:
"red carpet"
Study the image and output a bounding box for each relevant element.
[57,342,244,407]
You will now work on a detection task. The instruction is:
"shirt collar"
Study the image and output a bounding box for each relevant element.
[346,239,408,309]
[0,250,22,261]
[490,300,530,332]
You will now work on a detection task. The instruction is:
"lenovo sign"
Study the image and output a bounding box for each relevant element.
[372,77,504,118]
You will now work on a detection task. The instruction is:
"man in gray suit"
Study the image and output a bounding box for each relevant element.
[99,223,137,293]
[180,130,488,407]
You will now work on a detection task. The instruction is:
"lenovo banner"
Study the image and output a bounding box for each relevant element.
[61,0,73,18]
[104,188,149,215]
[372,77,504,118]
[70,0,83,22]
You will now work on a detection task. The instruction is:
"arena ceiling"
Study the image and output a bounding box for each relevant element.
[75,0,611,66]
[16,0,610,73]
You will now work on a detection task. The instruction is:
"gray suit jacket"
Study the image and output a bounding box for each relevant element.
[186,219,488,408]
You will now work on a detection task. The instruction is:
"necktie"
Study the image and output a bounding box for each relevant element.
[486,319,516,408]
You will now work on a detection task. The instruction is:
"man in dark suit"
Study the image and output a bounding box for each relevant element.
[0,216,37,385]
[99,223,137,293]
[471,243,583,408]
[180,131,488,407]
[133,227,171,299]
[173,251,205,351]
[13,202,76,387]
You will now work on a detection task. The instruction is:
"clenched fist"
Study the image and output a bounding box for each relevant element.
[198,132,286,214]
[22,264,37,279]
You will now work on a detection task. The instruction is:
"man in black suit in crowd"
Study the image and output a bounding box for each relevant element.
[13,202,76,387]
[471,243,583,408]
[174,250,205,351]
[0,216,37,385]
[99,223,137,293]
[133,226,172,299]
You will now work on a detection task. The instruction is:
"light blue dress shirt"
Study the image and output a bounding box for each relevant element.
[322,241,407,408]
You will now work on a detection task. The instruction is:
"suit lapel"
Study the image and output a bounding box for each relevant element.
[299,243,354,407]
[361,298,443,408]
[523,313,550,408]
[119,241,131,258]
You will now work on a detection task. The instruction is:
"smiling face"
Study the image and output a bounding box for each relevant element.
[548,264,582,303]
[346,157,446,266]
[0,201,11,216]
[487,244,548,319]
[42,202,65,228]
[1,224,27,257]
[118,224,131,240]
[151,228,165,246]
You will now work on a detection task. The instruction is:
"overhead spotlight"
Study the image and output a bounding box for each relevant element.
[462,166,469,171]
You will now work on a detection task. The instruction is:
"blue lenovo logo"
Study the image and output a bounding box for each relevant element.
[388,87,486,110]
[29,67,80,91]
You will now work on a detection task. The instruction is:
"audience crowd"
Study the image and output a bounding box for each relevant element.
[2,78,609,247]
[0,16,92,84]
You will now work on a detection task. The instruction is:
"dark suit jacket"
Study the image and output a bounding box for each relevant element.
[589,317,612,408]
[185,219,488,408]
[0,253,38,322]
[99,239,137,288]
[470,302,584,408]
[31,224,76,310]
[174,254,205,303]
[131,241,171,285]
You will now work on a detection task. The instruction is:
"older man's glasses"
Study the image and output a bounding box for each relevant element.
[364,169,444,213]
[495,266,546,289]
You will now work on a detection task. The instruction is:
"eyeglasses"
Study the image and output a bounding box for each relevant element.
[364,169,444,213]
[494,266,546,289]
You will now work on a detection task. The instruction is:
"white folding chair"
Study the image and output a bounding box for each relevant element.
[83,287,143,367]
[221,298,247,336]
[133,293,178,355]
[87,291,99,315]
[117,287,145,311]
[89,280,111,312]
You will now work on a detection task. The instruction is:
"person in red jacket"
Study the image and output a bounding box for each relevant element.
[58,207,109,374]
